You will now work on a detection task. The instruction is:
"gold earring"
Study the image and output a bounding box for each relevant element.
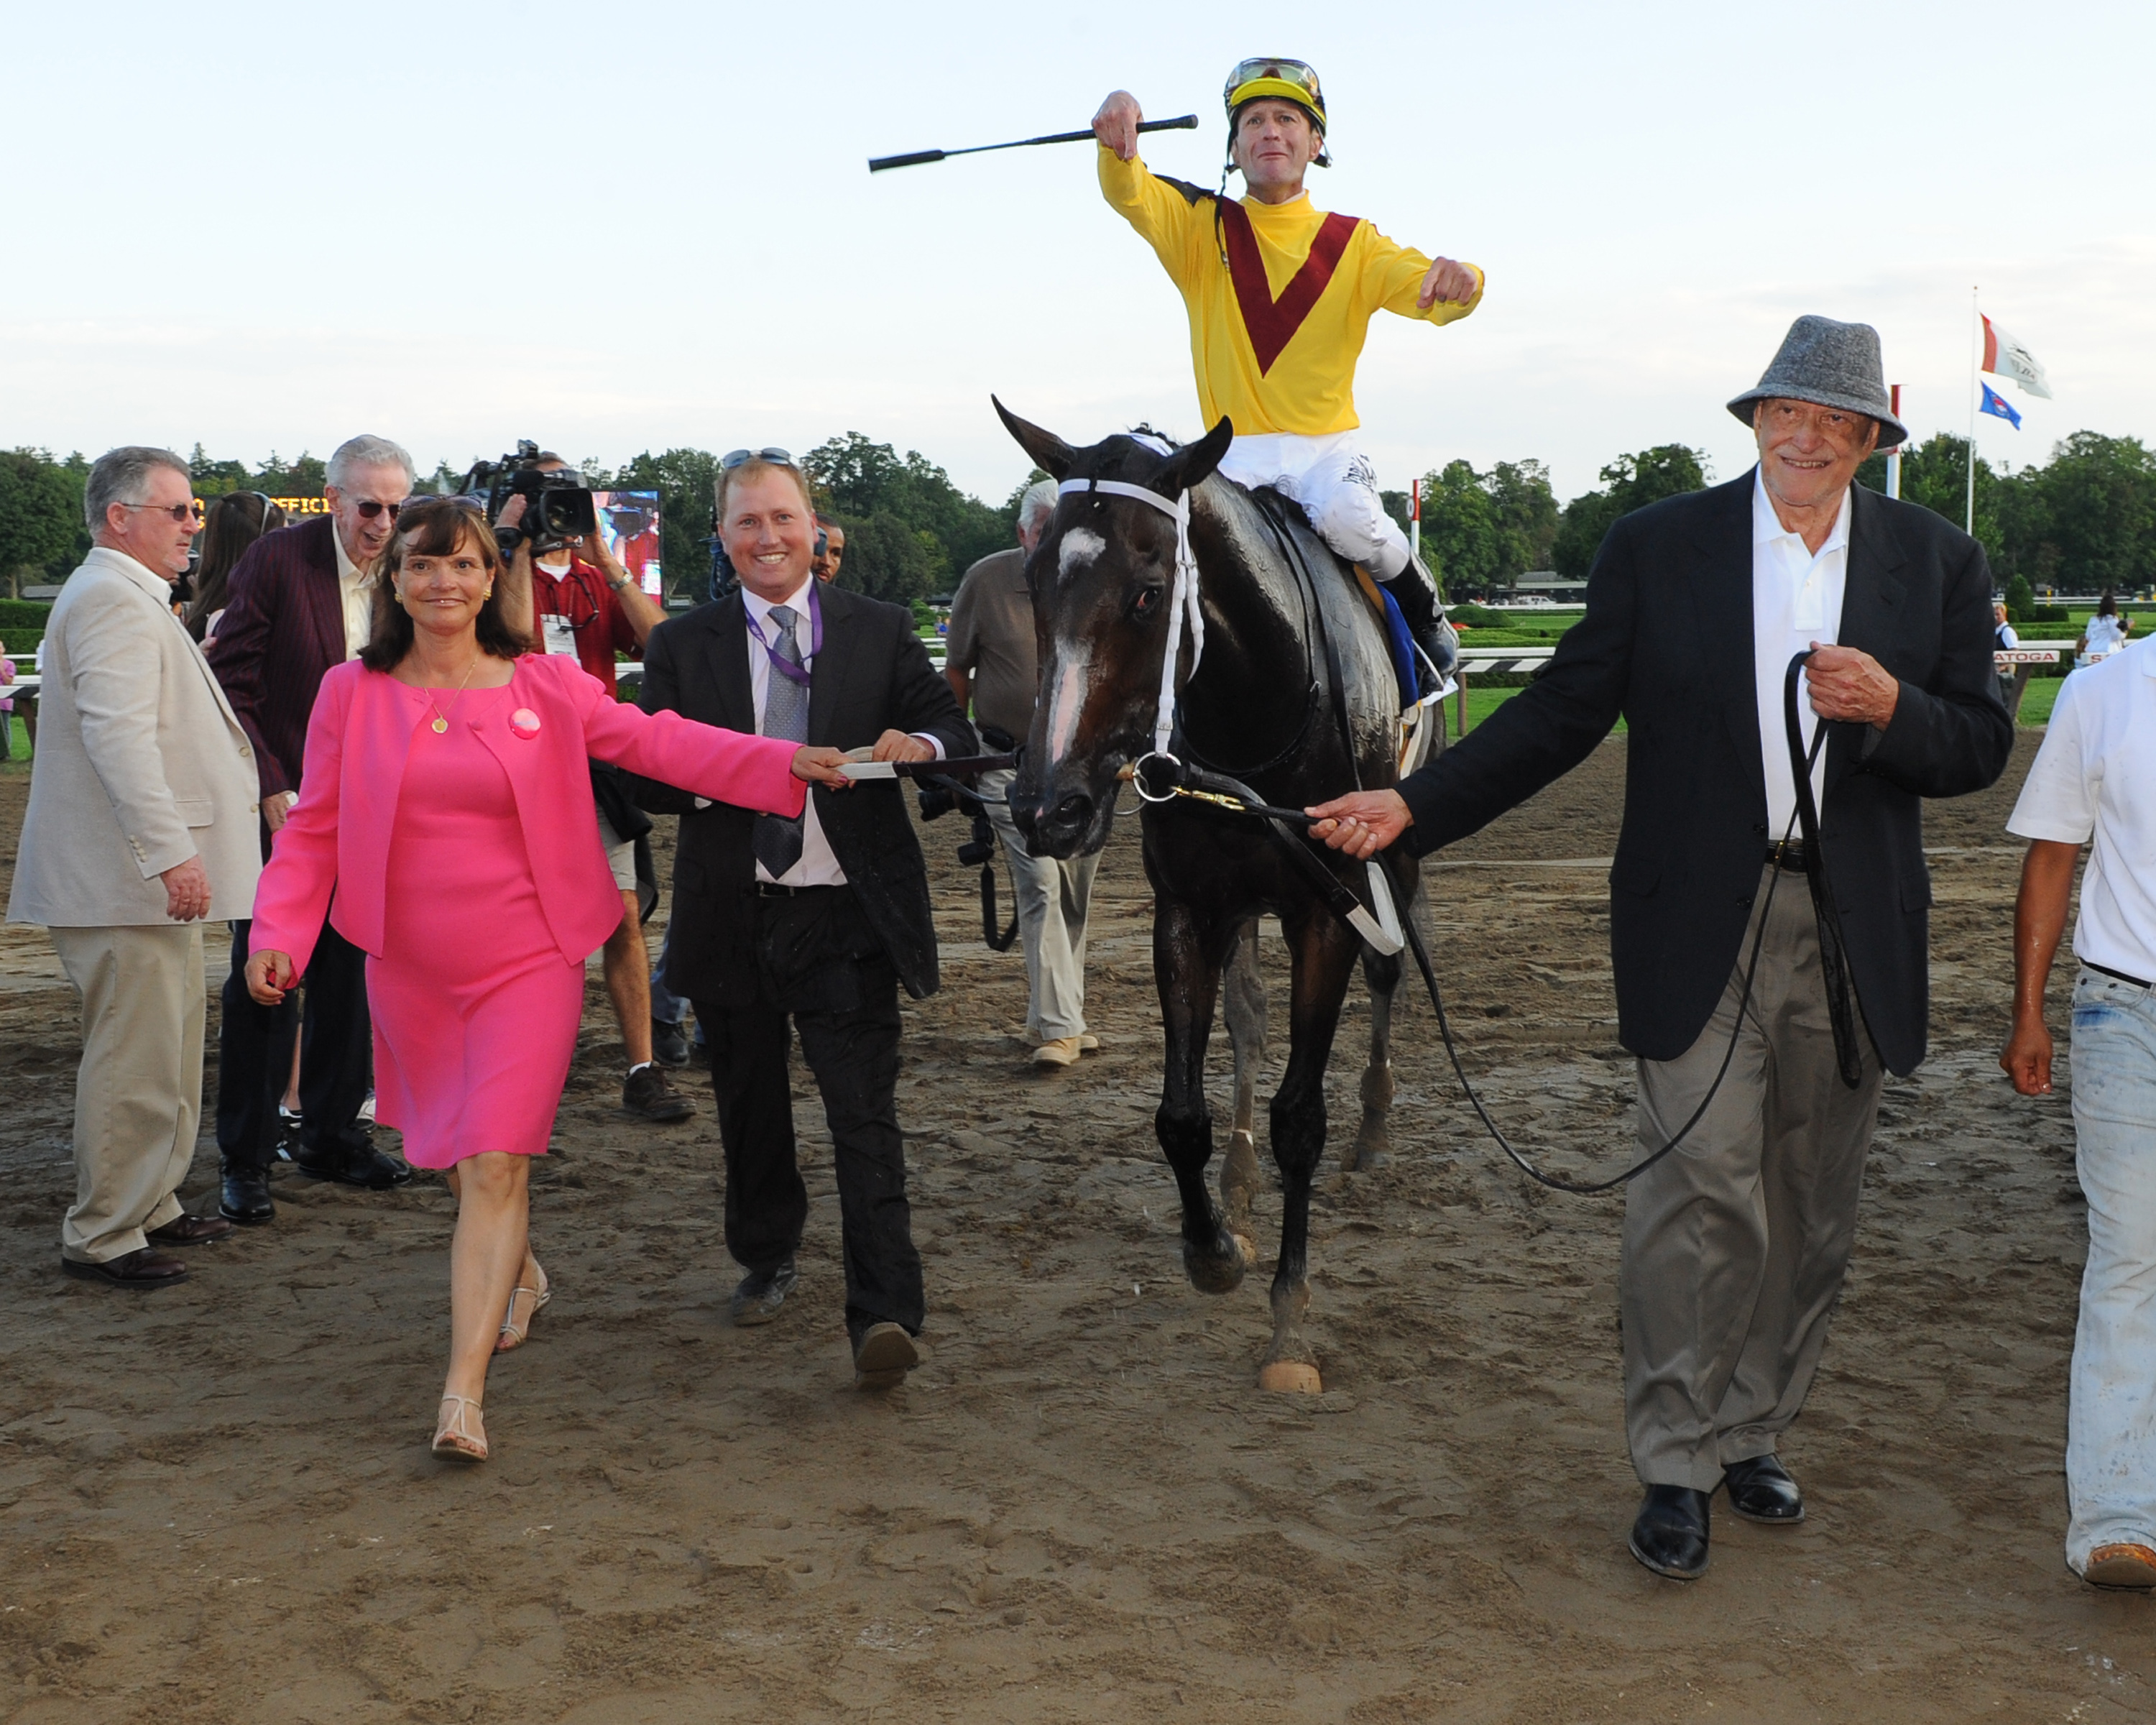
[484,586,494,599]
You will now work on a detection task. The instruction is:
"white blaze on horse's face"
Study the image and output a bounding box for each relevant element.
[1057,527,1106,583]
[1043,639,1094,768]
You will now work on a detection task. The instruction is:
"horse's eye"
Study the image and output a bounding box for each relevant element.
[1130,586,1164,621]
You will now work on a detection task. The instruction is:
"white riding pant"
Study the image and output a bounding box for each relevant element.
[1216,430,1412,581]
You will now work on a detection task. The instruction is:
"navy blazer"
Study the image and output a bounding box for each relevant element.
[1400,472,2012,1075]
[630,583,975,1002]
[204,515,348,799]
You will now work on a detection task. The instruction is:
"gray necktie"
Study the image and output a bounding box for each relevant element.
[752,603,808,879]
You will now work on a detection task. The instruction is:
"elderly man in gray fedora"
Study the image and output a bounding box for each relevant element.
[1308,316,2012,1581]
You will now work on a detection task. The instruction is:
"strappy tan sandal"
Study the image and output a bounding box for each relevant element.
[431,1394,488,1463]
[495,1260,551,1353]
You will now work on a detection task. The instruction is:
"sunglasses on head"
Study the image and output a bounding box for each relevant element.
[121,500,206,523]
[720,446,796,470]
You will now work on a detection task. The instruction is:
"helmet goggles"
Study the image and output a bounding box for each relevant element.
[1222,58,1327,131]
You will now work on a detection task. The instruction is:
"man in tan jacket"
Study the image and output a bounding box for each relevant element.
[8,448,264,1287]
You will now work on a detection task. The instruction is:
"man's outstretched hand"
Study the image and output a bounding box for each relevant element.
[1306,789,1413,859]
[1092,91,1143,160]
[1417,257,1479,310]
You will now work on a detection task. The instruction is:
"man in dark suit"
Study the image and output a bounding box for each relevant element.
[632,452,973,1390]
[1309,317,2013,1580]
[205,435,417,1215]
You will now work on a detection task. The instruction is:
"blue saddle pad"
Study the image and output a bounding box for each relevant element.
[1376,584,1419,709]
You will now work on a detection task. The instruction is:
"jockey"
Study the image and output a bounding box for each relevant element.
[1093,59,1482,681]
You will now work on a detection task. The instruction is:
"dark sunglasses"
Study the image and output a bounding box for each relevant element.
[351,497,411,520]
[121,500,206,522]
[720,446,796,470]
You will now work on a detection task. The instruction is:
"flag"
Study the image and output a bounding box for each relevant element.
[1981,314,2053,399]
[1979,381,2023,429]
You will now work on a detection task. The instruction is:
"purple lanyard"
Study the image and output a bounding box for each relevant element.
[745,581,822,688]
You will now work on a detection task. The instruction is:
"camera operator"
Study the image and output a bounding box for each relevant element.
[494,451,691,1124]
[945,480,1102,1068]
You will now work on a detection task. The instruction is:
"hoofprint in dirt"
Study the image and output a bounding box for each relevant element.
[0,734,2145,1724]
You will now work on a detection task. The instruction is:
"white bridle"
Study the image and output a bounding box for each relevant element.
[1055,474,1202,762]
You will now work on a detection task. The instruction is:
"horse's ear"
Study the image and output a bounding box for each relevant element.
[992,397,1074,481]
[1155,415,1235,497]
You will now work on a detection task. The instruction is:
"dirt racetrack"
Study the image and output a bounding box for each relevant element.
[1,731,2147,1724]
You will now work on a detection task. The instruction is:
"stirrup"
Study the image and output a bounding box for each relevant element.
[496,1260,551,1352]
[432,1394,488,1463]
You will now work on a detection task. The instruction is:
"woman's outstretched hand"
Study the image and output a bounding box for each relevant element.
[245,949,295,1006]
[791,745,853,788]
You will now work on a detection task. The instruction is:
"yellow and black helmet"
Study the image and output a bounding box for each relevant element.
[1222,57,1330,167]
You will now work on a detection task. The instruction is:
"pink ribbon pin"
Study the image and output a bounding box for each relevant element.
[509,707,542,740]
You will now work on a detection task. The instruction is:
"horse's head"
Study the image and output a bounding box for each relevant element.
[993,399,1235,859]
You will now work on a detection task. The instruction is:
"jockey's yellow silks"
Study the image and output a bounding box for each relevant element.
[1099,146,1484,439]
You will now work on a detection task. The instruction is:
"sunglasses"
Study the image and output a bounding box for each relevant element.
[720,446,796,470]
[121,500,206,523]
[351,497,413,520]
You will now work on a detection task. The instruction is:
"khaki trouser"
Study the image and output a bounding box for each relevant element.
[981,768,1100,1041]
[50,923,204,1263]
[1622,863,1886,1491]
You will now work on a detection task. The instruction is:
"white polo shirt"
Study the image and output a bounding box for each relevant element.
[2007,637,2156,982]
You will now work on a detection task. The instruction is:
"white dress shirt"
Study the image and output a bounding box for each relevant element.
[740,576,946,887]
[2007,638,2156,982]
[1752,471,1851,837]
[330,522,373,661]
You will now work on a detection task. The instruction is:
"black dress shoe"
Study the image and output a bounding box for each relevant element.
[1628,1485,1711,1581]
[294,1136,413,1190]
[1723,1454,1805,1524]
[61,1247,188,1289]
[147,1211,235,1245]
[623,1064,694,1123]
[218,1163,276,1225]
[729,1259,798,1326]
[650,1018,690,1068]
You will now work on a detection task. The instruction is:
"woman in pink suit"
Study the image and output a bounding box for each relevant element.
[246,500,847,1463]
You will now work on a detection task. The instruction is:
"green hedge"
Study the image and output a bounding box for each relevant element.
[0,598,50,660]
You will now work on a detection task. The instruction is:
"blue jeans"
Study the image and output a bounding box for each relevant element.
[2066,966,2156,1573]
[649,918,704,1048]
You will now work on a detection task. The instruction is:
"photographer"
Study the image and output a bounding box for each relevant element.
[493,449,690,1124]
[946,480,1102,1068]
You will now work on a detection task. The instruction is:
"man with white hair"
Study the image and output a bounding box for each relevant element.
[206,434,418,1215]
[8,447,262,1285]
[946,481,1102,1067]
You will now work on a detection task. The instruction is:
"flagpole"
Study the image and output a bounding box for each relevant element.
[1885,385,1902,500]
[1966,286,1979,535]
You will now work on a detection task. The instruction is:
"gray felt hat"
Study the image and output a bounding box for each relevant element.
[1727,315,1907,447]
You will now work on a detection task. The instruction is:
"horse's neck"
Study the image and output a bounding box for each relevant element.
[1187,484,1309,696]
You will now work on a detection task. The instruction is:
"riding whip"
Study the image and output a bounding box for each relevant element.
[869,114,1199,173]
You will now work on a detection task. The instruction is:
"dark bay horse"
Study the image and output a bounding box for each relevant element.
[995,402,1443,1392]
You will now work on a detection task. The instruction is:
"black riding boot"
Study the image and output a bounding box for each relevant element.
[1379,556,1460,691]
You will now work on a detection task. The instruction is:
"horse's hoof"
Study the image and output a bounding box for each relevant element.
[1258,1361,1323,1395]
[1184,1234,1249,1296]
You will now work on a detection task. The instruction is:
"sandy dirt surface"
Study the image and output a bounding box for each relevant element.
[0,732,2148,1723]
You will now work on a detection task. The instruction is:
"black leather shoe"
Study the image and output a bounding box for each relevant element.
[147,1211,235,1245]
[623,1063,694,1123]
[651,1018,690,1068]
[1628,1485,1711,1581]
[61,1247,188,1289]
[1723,1454,1805,1524]
[729,1259,798,1326]
[295,1135,413,1190]
[218,1163,276,1225]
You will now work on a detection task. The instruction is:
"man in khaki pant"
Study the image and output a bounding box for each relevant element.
[7,448,264,1287]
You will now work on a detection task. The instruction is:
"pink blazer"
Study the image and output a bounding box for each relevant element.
[249,653,804,976]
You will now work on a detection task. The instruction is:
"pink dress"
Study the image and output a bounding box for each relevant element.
[372,684,581,1167]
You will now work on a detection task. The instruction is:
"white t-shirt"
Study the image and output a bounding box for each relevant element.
[2007,636,2156,980]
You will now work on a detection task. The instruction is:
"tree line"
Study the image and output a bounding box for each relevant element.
[1386,430,2156,602]
[5,427,2152,606]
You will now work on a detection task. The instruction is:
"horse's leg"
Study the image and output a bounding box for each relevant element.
[1220,918,1267,1237]
[1258,906,1363,1392]
[1154,897,1248,1294]
[1344,945,1399,1173]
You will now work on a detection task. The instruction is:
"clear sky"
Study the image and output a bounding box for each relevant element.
[4,1,2147,507]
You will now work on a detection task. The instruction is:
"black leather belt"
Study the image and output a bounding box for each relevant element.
[2085,960,2155,990]
[753,880,837,898]
[1766,842,1809,873]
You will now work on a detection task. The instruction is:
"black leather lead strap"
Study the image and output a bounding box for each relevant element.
[1782,653,1866,1090]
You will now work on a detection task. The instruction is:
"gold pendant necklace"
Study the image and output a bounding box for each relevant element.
[428,653,482,733]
